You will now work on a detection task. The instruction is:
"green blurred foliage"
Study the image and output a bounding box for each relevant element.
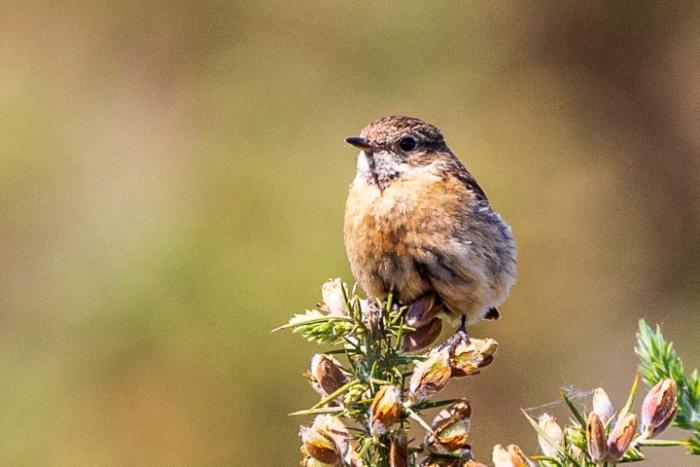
[0,1,698,465]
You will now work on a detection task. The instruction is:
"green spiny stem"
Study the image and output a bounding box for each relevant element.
[288,406,345,416]
[410,398,460,410]
[403,404,435,435]
[309,380,360,410]
[368,377,393,385]
[561,390,586,427]
[272,315,354,332]
[636,439,689,447]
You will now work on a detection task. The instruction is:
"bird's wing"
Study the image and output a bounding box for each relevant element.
[451,158,488,202]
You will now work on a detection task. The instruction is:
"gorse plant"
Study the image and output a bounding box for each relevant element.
[636,320,700,455]
[275,279,497,466]
[275,280,700,466]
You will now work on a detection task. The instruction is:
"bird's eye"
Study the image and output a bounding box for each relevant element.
[399,136,417,151]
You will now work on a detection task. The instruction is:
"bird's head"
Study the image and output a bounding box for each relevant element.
[345,115,450,190]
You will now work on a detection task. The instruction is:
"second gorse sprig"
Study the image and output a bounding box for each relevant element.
[514,319,698,466]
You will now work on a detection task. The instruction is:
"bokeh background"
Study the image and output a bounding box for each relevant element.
[1,1,699,465]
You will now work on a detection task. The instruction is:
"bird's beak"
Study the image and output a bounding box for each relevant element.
[345,136,376,151]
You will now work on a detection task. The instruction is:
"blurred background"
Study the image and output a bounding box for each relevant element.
[1,1,699,465]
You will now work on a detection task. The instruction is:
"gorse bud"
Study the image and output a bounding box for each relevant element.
[370,385,402,435]
[592,387,615,424]
[310,354,348,398]
[442,330,498,377]
[425,398,472,456]
[606,412,637,461]
[300,453,336,467]
[640,378,677,439]
[409,348,452,401]
[421,458,485,467]
[300,415,351,466]
[491,444,509,465]
[508,445,532,466]
[562,426,583,458]
[536,413,563,457]
[320,278,348,316]
[586,412,607,463]
[492,444,531,467]
[342,382,367,407]
[299,426,341,466]
[300,426,341,465]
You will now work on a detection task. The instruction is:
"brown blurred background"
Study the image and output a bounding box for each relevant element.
[1,1,698,465]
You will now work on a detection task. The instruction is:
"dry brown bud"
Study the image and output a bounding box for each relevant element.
[586,412,607,463]
[425,398,472,456]
[592,388,615,424]
[310,354,348,398]
[536,413,563,457]
[442,330,497,377]
[300,426,341,465]
[420,457,484,467]
[300,454,335,467]
[409,348,452,401]
[370,385,402,435]
[641,379,678,438]
[492,444,531,466]
[300,415,350,466]
[607,413,637,461]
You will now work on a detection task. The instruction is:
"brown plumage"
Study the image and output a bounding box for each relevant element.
[343,116,516,344]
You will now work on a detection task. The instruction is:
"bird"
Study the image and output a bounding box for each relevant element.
[343,115,516,349]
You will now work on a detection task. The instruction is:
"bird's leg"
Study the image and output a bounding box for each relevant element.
[458,314,470,341]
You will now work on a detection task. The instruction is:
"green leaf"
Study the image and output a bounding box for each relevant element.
[529,455,563,466]
[620,445,645,462]
[410,398,460,411]
[688,433,700,455]
[636,439,688,447]
[288,406,345,416]
[273,309,351,331]
[273,309,356,344]
[617,373,639,422]
[403,404,435,434]
[309,379,361,410]
[561,390,586,427]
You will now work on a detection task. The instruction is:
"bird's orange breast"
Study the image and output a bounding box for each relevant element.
[343,169,474,301]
